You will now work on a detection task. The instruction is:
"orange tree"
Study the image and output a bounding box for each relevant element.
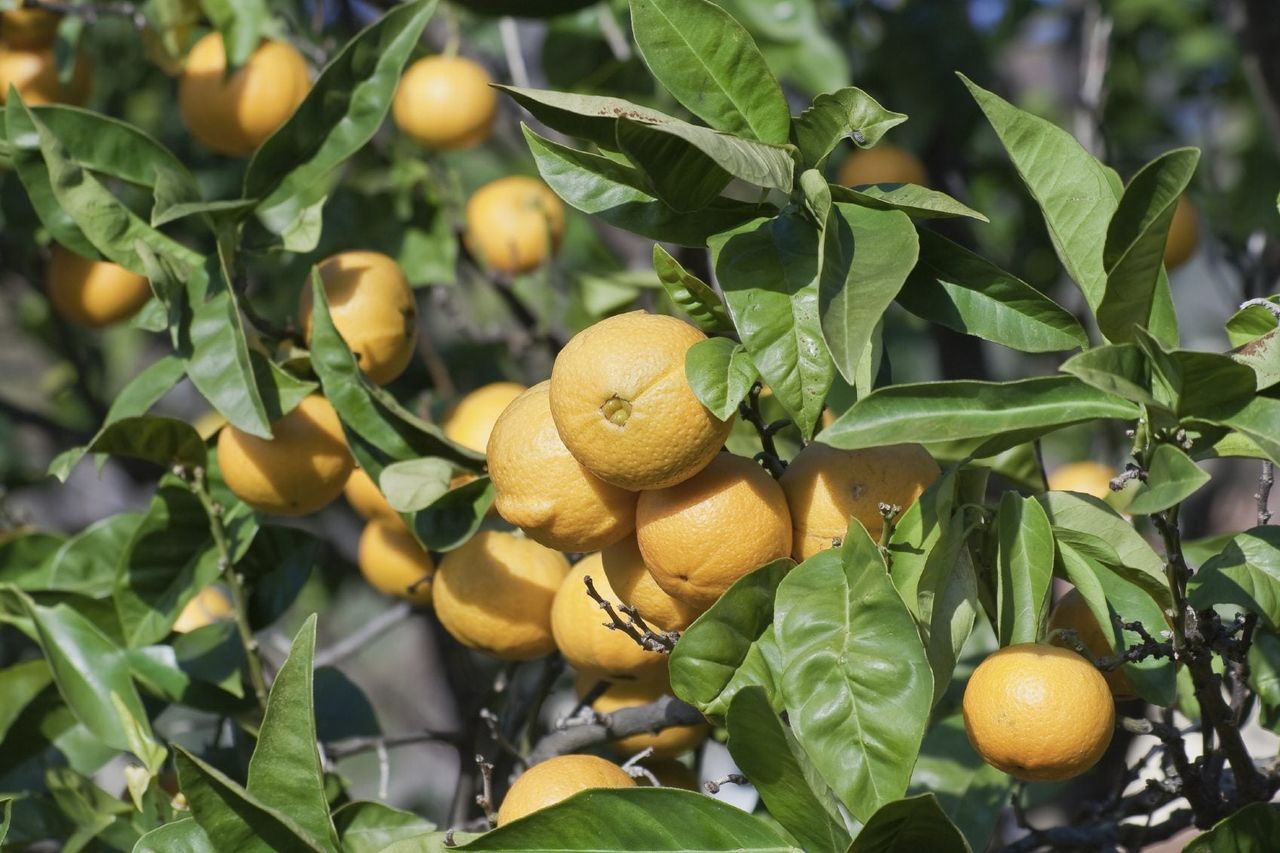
[0,0,1279,851]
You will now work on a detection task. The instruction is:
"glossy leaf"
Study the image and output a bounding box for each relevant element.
[629,0,790,144]
[5,515,137,596]
[1188,527,1280,632]
[652,244,733,333]
[134,818,217,853]
[499,85,673,150]
[1184,803,1280,852]
[1059,343,1160,408]
[850,794,970,853]
[620,117,795,194]
[84,416,206,472]
[334,802,435,853]
[830,184,989,222]
[1124,443,1210,515]
[379,459,454,513]
[792,87,905,168]
[909,716,1011,853]
[725,687,850,853]
[774,533,933,822]
[685,337,759,422]
[899,231,1087,353]
[0,659,53,742]
[995,493,1054,646]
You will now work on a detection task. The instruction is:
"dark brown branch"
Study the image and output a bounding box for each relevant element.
[527,694,704,765]
[739,382,787,476]
[582,574,678,653]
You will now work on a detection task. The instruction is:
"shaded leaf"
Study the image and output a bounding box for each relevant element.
[1059,344,1159,408]
[652,244,733,333]
[685,337,758,422]
[1125,444,1210,515]
[1184,803,1280,853]
[849,793,970,853]
[1188,527,1280,632]
[334,802,435,853]
[379,459,454,514]
[995,494,1054,646]
[85,416,205,472]
[830,184,988,222]
[0,659,53,742]
[909,716,1011,853]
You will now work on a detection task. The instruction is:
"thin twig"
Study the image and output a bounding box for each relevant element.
[474,756,497,828]
[498,17,530,88]
[739,382,787,477]
[583,574,678,653]
[1257,461,1274,527]
[326,728,468,761]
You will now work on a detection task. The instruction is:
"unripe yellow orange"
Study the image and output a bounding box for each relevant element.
[636,453,791,610]
[392,55,497,150]
[46,247,152,328]
[357,519,433,605]
[1047,588,1136,700]
[1163,195,1198,271]
[299,251,418,386]
[1,8,60,49]
[963,643,1115,781]
[837,143,927,187]
[549,311,734,491]
[580,678,709,760]
[172,585,233,633]
[1046,461,1116,501]
[433,531,569,661]
[216,395,354,516]
[465,176,565,274]
[0,44,90,106]
[344,467,400,524]
[601,535,704,632]
[780,442,939,561]
[443,382,526,453]
[496,754,635,826]
[178,33,309,156]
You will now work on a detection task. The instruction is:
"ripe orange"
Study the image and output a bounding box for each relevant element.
[496,754,635,826]
[172,586,233,633]
[299,251,418,386]
[487,382,636,552]
[432,531,569,661]
[1164,195,1198,271]
[216,395,354,516]
[1,8,60,49]
[45,247,152,328]
[636,453,791,610]
[443,382,527,453]
[392,55,497,150]
[578,677,709,760]
[549,311,734,491]
[836,143,927,187]
[1046,461,1116,501]
[963,643,1115,781]
[1047,588,1136,700]
[780,442,939,561]
[344,467,400,524]
[551,554,668,684]
[464,176,565,274]
[178,33,309,156]
[601,535,704,632]
[0,44,90,106]
[357,519,433,605]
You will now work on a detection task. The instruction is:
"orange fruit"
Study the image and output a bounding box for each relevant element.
[580,678,709,760]
[432,531,569,661]
[178,33,309,156]
[487,382,636,552]
[638,759,699,790]
[300,251,418,386]
[551,554,668,683]
[1,8,60,49]
[836,142,927,187]
[1046,461,1116,501]
[780,442,939,561]
[443,382,527,453]
[496,754,635,825]
[392,55,497,150]
[172,585,233,633]
[601,535,704,632]
[464,176,565,274]
[357,519,433,605]
[636,453,791,610]
[1163,195,1198,271]
[216,395,354,516]
[46,247,152,328]
[1047,588,1136,700]
[963,643,1115,781]
[0,44,90,106]
[549,311,734,491]
[344,467,400,524]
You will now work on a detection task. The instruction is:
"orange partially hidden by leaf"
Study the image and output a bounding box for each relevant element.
[496,754,635,826]
[0,44,90,106]
[46,247,152,328]
[357,519,433,605]
[837,143,927,187]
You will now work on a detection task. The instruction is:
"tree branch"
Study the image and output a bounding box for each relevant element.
[527,694,703,765]
[582,573,679,653]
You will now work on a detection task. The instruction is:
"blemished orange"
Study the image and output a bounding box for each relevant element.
[551,554,668,683]
[1047,588,1136,700]
[393,55,497,150]
[465,176,565,274]
[549,311,734,491]
[357,519,433,605]
[1,8,60,49]
[636,453,791,610]
[443,382,527,453]
[1164,195,1198,271]
[601,535,704,632]
[0,44,90,105]
[432,531,569,661]
[1046,461,1116,501]
[487,382,636,552]
[584,680,710,760]
[46,247,152,328]
[178,33,309,156]
[496,754,635,825]
[344,467,400,524]
[963,643,1115,782]
[300,251,418,386]
[836,142,927,187]
[172,586,233,633]
[216,395,354,516]
[780,442,939,561]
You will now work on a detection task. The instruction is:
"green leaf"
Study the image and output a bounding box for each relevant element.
[1097,148,1199,342]
[773,531,933,822]
[1184,803,1280,852]
[725,687,851,853]
[898,231,1087,353]
[409,476,496,552]
[1124,443,1210,515]
[1059,344,1160,408]
[499,85,674,150]
[457,788,800,851]
[334,802,435,853]
[379,458,454,513]
[174,747,328,853]
[200,0,267,68]
[792,87,906,169]
[523,125,766,247]
[669,559,791,723]
[134,818,217,853]
[617,119,732,212]
[711,213,835,438]
[822,376,1139,454]
[1188,527,1280,631]
[652,245,733,333]
[819,203,918,383]
[850,793,970,853]
[1189,395,1280,466]
[1248,628,1280,732]
[629,0,790,144]
[830,184,989,222]
[617,116,796,195]
[1134,332,1257,419]
[995,494,1054,646]
[84,416,206,472]
[245,0,438,236]
[0,799,10,847]
[0,659,53,742]
[1231,327,1280,391]
[247,615,338,851]
[1226,298,1280,347]
[909,716,1011,853]
[685,338,759,422]
[3,516,137,596]
[128,640,248,712]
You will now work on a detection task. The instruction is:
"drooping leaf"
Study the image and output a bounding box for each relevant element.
[334,802,435,853]
[1133,330,1257,419]
[792,87,906,168]
[849,793,970,853]
[616,119,733,212]
[1059,343,1160,408]
[830,184,989,222]
[909,716,1011,853]
[409,476,496,553]
[1124,443,1210,515]
[995,493,1054,646]
[499,85,673,150]
[1188,527,1280,632]
[84,416,206,472]
[685,338,759,422]
[652,244,734,334]
[618,117,796,195]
